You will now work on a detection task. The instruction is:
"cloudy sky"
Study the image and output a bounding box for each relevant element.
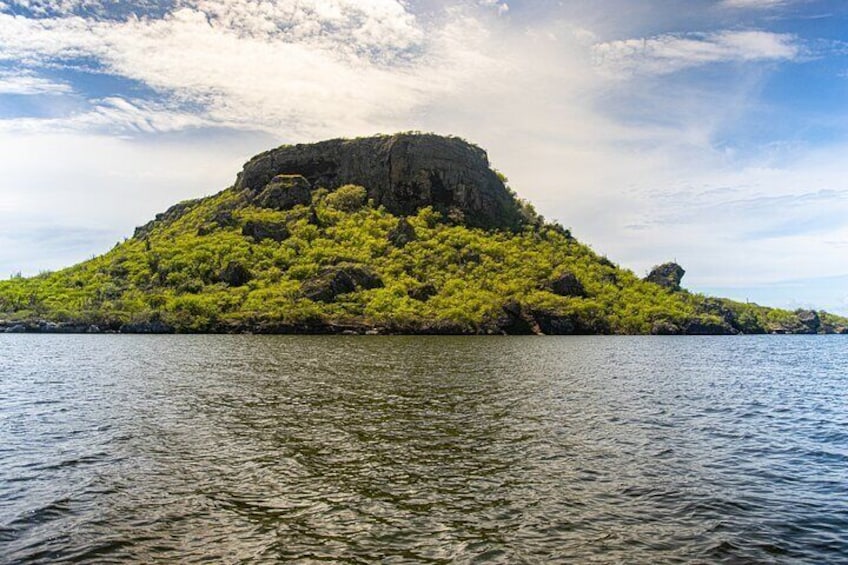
[0,0,846,314]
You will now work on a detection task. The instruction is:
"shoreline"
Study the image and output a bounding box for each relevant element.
[2,319,845,335]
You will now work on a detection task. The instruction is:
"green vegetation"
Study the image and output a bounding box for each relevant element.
[0,184,845,334]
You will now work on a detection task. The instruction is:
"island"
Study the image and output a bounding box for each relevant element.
[1,133,845,335]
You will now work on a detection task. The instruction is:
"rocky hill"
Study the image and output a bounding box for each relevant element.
[0,133,845,335]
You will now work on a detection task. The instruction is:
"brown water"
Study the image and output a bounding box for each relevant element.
[1,335,847,563]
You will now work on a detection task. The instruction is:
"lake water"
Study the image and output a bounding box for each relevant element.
[0,335,846,563]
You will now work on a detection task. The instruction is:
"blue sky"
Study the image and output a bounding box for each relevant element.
[0,0,846,314]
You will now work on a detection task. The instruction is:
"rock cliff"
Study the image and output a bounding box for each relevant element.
[234,133,525,231]
[644,262,686,291]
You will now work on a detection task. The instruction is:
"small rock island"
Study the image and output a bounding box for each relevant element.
[1,133,845,334]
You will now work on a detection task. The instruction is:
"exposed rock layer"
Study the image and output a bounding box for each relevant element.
[235,133,524,230]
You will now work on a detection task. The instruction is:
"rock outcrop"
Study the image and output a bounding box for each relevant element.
[234,133,524,231]
[301,264,383,302]
[645,262,686,291]
[254,174,313,210]
[219,261,252,287]
[796,309,821,333]
[242,219,289,242]
[768,309,827,334]
[549,270,586,297]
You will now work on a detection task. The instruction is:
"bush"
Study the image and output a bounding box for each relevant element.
[325,184,367,212]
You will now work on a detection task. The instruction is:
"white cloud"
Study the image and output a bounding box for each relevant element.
[0,0,164,17]
[0,71,71,94]
[593,30,800,75]
[0,97,216,134]
[576,152,848,288]
[0,129,268,276]
[0,1,487,137]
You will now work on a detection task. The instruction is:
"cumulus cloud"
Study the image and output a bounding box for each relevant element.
[593,30,800,75]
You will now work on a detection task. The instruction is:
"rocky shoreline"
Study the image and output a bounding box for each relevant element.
[2,310,845,336]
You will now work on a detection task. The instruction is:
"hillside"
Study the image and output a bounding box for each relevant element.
[1,133,845,335]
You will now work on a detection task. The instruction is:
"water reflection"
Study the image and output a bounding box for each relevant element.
[1,335,846,562]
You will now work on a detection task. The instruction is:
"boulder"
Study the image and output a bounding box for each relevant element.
[234,133,525,230]
[408,282,436,302]
[302,264,383,302]
[254,174,312,210]
[549,270,586,297]
[644,262,686,291]
[211,209,237,228]
[219,261,252,287]
[242,219,290,243]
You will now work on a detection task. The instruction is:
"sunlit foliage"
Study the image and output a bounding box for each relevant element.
[0,185,843,333]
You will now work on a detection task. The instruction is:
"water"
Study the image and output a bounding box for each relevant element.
[0,335,846,563]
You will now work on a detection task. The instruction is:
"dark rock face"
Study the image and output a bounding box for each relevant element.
[254,174,313,210]
[796,309,821,333]
[651,320,682,335]
[549,271,586,297]
[388,217,416,248]
[530,309,577,335]
[219,261,252,287]
[212,210,237,227]
[497,300,542,335]
[645,262,686,291]
[234,133,524,230]
[302,264,383,302]
[490,303,612,335]
[408,282,436,302]
[242,220,289,243]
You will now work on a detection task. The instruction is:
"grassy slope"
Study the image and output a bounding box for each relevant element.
[0,185,844,334]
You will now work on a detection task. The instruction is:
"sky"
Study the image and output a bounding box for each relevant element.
[0,0,846,315]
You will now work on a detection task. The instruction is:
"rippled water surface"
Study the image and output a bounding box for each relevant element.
[1,335,847,563]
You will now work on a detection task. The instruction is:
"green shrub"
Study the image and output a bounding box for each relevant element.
[325,184,367,212]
